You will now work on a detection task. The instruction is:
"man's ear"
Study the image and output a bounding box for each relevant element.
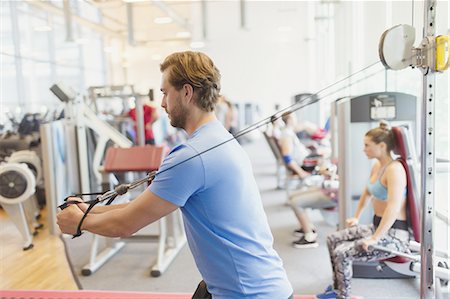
[182,83,195,103]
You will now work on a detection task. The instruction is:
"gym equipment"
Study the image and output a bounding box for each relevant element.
[379,8,450,296]
[363,127,449,297]
[262,131,285,189]
[8,150,43,187]
[0,163,39,250]
[293,93,321,125]
[263,129,339,227]
[0,290,192,299]
[40,119,79,235]
[332,92,418,228]
[379,24,449,72]
[87,85,145,145]
[262,130,322,193]
[351,126,420,278]
[8,150,45,208]
[63,145,186,277]
[49,83,186,277]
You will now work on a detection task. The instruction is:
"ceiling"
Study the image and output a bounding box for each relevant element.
[89,0,196,46]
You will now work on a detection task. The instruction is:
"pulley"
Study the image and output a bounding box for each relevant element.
[379,24,449,73]
[0,163,36,205]
[379,24,416,70]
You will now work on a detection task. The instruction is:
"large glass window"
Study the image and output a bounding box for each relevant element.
[79,27,106,88]
[0,0,107,120]
[0,54,19,125]
[1,1,19,125]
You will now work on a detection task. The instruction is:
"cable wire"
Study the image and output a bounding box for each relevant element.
[153,36,445,176]
[62,38,444,238]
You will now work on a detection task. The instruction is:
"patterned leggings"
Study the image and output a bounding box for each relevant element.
[327,224,410,299]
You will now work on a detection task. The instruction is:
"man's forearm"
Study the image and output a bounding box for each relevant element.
[89,202,128,214]
[82,208,133,237]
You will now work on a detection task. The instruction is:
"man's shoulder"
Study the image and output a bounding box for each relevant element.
[167,143,198,160]
[157,143,203,176]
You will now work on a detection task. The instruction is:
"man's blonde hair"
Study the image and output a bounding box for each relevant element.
[160,51,221,112]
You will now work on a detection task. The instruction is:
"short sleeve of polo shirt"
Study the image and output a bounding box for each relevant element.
[149,144,205,207]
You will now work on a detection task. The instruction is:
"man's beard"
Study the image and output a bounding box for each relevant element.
[169,96,188,129]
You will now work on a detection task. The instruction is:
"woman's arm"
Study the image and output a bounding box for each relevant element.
[346,164,377,226]
[346,187,371,227]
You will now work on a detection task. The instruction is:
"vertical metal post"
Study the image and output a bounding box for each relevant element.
[384,69,388,91]
[126,3,135,46]
[240,0,246,29]
[135,95,145,146]
[201,0,207,40]
[75,99,91,194]
[62,0,73,42]
[420,0,436,298]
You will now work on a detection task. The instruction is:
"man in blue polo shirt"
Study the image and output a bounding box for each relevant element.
[57,51,293,299]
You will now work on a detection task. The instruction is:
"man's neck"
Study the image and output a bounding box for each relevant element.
[184,110,217,136]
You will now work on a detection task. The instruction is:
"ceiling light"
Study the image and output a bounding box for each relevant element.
[176,31,191,38]
[154,17,173,24]
[190,41,205,49]
[34,25,52,32]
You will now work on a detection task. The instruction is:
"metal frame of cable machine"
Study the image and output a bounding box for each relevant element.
[381,0,450,296]
[369,0,449,296]
[420,1,436,297]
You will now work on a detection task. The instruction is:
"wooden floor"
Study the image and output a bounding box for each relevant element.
[0,207,79,290]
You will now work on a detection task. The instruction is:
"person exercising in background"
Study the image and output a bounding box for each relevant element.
[128,89,159,145]
[279,112,312,180]
[316,121,410,299]
[57,51,293,299]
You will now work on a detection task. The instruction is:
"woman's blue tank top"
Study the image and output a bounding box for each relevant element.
[367,179,389,200]
[367,161,407,200]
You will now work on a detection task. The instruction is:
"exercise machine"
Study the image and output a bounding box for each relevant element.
[332,92,419,228]
[45,83,186,277]
[0,163,39,250]
[80,146,186,277]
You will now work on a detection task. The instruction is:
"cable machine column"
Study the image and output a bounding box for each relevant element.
[420,0,436,297]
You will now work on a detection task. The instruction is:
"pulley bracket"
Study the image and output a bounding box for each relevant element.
[379,24,449,73]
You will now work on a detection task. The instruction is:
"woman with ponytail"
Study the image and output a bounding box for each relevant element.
[316,121,410,299]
